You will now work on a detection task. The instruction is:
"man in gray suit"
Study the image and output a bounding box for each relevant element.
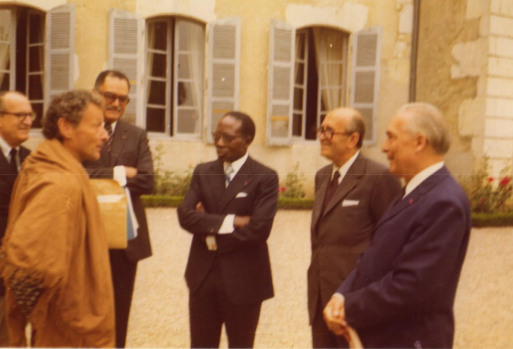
[308,107,401,348]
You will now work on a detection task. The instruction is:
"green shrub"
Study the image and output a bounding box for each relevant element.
[279,163,306,199]
[153,142,193,196]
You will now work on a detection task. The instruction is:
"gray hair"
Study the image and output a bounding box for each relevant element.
[398,102,450,155]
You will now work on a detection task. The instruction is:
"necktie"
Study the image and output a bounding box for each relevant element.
[9,148,17,174]
[322,170,340,213]
[225,164,234,187]
[105,123,113,137]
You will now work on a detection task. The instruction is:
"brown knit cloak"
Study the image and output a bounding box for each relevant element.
[0,139,115,347]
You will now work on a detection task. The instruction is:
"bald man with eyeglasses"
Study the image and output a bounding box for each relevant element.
[83,70,155,348]
[308,107,401,348]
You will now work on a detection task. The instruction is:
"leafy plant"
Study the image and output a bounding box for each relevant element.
[153,142,193,196]
[279,163,306,199]
[460,157,513,213]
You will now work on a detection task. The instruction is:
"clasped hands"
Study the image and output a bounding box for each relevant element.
[323,294,350,342]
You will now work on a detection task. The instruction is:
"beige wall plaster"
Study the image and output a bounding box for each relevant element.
[398,3,413,34]
[451,40,486,78]
[466,0,490,19]
[491,0,513,16]
[0,0,66,11]
[136,0,216,21]
[285,2,368,31]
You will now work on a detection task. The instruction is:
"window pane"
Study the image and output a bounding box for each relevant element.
[177,20,204,51]
[28,75,43,99]
[293,87,303,110]
[146,107,166,132]
[177,81,199,107]
[29,13,44,44]
[147,80,166,105]
[296,32,306,60]
[177,53,191,79]
[149,52,166,78]
[29,46,43,72]
[176,109,199,134]
[293,113,302,136]
[31,102,43,128]
[148,21,168,51]
[0,73,9,90]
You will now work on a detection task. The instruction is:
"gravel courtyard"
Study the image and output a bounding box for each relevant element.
[127,208,513,348]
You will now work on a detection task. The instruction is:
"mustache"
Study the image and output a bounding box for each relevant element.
[105,105,122,112]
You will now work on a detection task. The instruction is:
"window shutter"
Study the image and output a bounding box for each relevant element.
[109,9,142,125]
[206,18,241,143]
[45,3,74,104]
[266,19,294,146]
[350,27,382,145]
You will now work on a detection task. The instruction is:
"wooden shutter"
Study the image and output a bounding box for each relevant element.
[109,9,142,125]
[206,18,241,143]
[45,4,74,104]
[266,19,294,146]
[350,27,382,145]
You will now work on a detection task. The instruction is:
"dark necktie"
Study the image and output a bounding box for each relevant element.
[322,170,340,213]
[105,123,114,149]
[9,148,17,174]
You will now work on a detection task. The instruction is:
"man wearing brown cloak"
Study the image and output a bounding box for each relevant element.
[0,90,115,347]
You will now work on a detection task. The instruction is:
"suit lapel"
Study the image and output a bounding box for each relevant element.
[311,166,331,229]
[218,157,253,212]
[374,166,450,231]
[321,155,365,218]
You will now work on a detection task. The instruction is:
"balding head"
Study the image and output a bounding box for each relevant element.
[319,107,366,167]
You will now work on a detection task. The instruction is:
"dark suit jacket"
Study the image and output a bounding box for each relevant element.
[0,145,30,238]
[83,119,154,262]
[177,156,278,305]
[338,166,471,348]
[0,145,30,296]
[308,153,401,323]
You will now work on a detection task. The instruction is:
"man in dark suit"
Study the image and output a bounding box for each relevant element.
[324,102,472,348]
[308,107,401,348]
[177,111,278,348]
[83,70,154,348]
[0,91,33,345]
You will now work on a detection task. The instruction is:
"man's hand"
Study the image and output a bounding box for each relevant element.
[124,166,138,178]
[323,294,348,337]
[195,202,205,213]
[233,215,250,228]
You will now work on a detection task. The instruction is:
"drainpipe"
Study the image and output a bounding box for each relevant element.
[409,0,420,102]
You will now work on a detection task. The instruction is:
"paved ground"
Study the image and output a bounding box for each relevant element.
[127,208,513,348]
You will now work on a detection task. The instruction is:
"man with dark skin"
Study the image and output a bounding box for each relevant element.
[178,111,278,348]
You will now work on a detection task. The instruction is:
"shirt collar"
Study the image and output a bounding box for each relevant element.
[332,151,360,182]
[0,136,15,159]
[404,161,445,197]
[224,153,249,176]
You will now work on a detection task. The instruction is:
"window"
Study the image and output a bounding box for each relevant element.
[146,18,205,137]
[267,20,381,146]
[0,7,45,127]
[293,27,348,140]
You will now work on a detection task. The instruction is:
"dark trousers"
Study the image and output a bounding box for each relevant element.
[311,297,349,349]
[109,249,138,348]
[189,265,261,348]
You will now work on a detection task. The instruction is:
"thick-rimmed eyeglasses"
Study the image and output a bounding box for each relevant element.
[316,126,353,140]
[97,91,130,105]
[0,111,36,122]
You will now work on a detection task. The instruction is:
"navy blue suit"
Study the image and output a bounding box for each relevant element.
[338,166,471,348]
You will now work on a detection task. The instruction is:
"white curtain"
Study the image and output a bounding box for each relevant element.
[146,22,157,102]
[313,27,344,113]
[0,10,12,88]
[177,20,204,134]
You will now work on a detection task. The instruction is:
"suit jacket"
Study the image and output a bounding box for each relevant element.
[338,166,471,348]
[308,153,401,323]
[0,145,30,238]
[83,119,154,262]
[177,156,278,305]
[0,145,30,296]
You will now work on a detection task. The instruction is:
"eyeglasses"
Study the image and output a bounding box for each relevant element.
[317,126,353,140]
[212,132,241,143]
[0,111,36,122]
[97,91,130,105]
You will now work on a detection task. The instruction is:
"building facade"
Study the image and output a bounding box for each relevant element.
[5,0,510,194]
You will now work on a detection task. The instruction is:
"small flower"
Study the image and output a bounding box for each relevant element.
[499,176,511,186]
[488,177,495,183]
[278,186,286,194]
